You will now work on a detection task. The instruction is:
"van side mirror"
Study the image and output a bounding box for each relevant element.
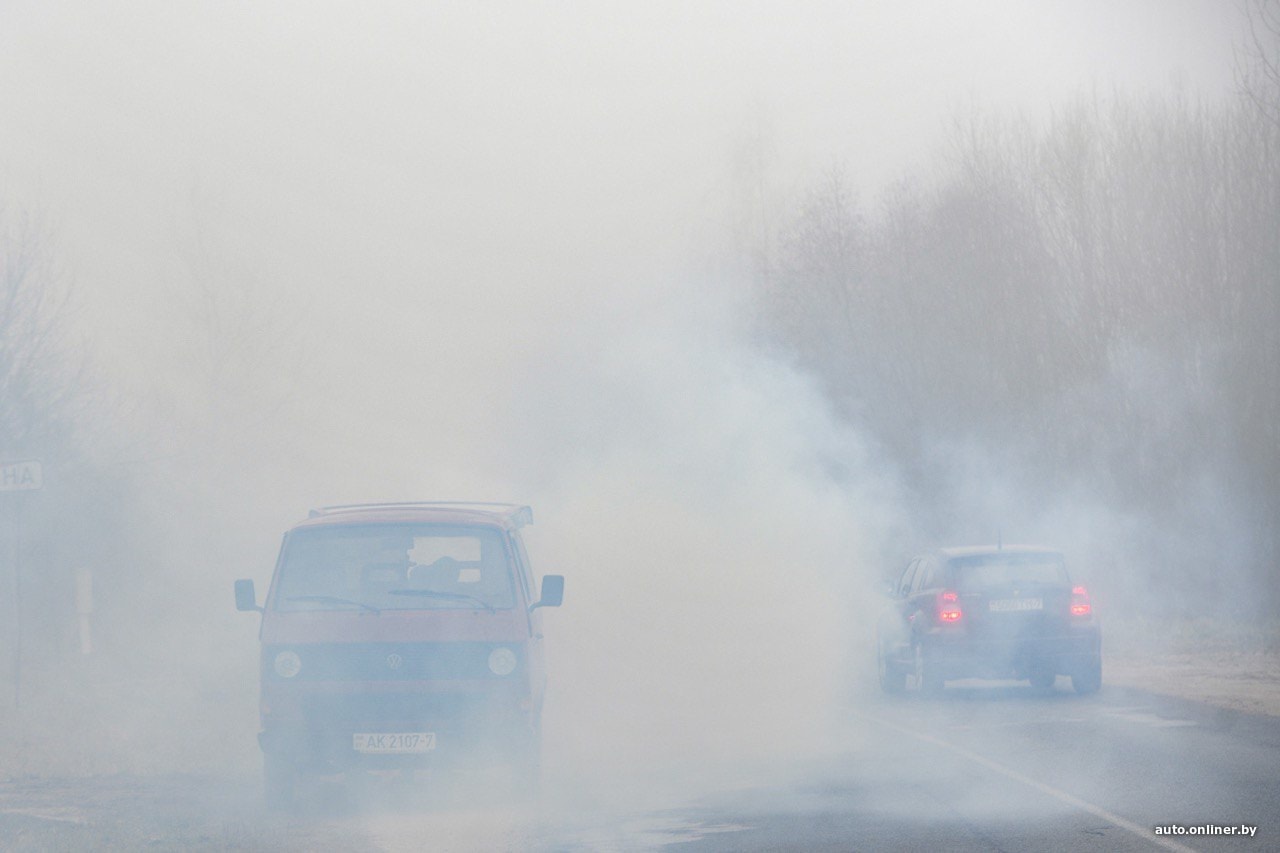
[531,575,564,611]
[235,578,262,612]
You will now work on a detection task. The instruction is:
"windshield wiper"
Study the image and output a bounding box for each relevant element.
[285,594,381,614]
[387,589,496,613]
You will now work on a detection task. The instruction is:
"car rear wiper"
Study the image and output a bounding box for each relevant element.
[284,594,381,614]
[387,589,496,613]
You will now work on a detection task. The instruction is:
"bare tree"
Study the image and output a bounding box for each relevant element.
[1237,0,1280,128]
[0,212,80,454]
[769,165,865,373]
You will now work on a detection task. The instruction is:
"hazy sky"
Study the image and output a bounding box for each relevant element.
[0,0,1245,489]
[0,2,1241,302]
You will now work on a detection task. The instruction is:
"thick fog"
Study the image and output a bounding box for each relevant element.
[0,0,1268,839]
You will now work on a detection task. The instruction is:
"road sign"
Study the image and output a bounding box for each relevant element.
[0,460,42,492]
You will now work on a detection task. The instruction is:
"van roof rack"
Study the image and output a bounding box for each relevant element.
[307,502,533,527]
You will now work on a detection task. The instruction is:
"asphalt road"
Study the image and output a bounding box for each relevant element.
[663,681,1277,852]
[1,680,1275,851]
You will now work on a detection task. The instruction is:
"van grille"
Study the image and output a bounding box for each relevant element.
[302,692,480,724]
[264,642,519,681]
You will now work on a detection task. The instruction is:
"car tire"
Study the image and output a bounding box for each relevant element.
[1072,657,1102,695]
[263,753,295,811]
[913,642,943,695]
[1028,662,1056,690]
[877,636,907,695]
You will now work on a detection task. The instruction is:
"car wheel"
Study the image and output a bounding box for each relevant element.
[877,636,907,695]
[913,642,943,695]
[263,753,295,811]
[1072,657,1102,695]
[1028,662,1056,690]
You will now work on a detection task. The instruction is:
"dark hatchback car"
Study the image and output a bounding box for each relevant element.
[234,502,563,807]
[876,546,1101,695]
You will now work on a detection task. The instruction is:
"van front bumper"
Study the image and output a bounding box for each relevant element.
[259,683,537,772]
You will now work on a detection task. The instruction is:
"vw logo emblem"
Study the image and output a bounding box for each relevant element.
[386,653,403,670]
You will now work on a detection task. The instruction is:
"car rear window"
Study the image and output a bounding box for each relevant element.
[951,553,1069,591]
[273,523,515,611]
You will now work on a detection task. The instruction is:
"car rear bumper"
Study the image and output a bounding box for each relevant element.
[924,626,1101,681]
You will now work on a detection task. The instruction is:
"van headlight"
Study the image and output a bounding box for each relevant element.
[274,650,302,678]
[487,647,517,676]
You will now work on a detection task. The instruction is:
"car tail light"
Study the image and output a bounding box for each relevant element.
[1070,585,1092,617]
[937,590,962,623]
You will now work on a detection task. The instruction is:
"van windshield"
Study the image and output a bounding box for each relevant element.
[273,524,515,612]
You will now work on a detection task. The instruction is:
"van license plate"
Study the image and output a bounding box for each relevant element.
[988,598,1043,612]
[352,733,437,754]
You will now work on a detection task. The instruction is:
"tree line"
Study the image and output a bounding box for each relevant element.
[747,6,1280,618]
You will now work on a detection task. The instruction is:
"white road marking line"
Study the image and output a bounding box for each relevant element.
[858,712,1198,853]
[1103,711,1197,728]
[947,717,1088,731]
[0,807,88,825]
